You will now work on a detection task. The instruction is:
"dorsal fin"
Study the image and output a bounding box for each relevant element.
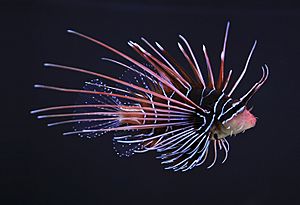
[202,45,215,89]
[217,21,230,90]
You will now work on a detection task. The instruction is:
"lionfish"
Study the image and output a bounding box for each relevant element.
[31,22,269,172]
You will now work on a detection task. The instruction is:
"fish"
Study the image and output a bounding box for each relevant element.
[31,22,269,172]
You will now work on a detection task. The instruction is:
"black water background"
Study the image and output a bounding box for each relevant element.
[1,0,299,204]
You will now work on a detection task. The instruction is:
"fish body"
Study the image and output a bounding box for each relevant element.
[32,22,268,171]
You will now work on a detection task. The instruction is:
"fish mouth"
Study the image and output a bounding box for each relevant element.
[211,108,257,140]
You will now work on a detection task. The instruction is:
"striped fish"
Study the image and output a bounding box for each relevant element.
[31,22,269,172]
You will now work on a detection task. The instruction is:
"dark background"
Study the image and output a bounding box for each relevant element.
[1,0,299,204]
